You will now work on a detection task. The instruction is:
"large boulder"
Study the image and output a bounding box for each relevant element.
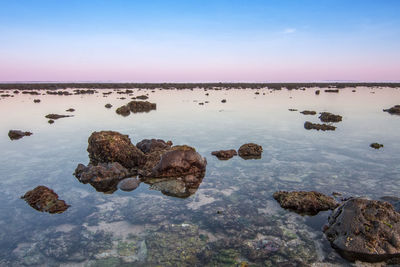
[273,191,338,215]
[324,198,400,264]
[136,139,172,154]
[238,143,263,159]
[21,186,70,214]
[87,131,145,169]
[8,130,32,140]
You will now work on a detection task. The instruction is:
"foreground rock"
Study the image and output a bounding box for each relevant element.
[383,105,400,115]
[324,198,400,264]
[238,143,263,159]
[304,121,336,131]
[211,149,237,160]
[8,130,32,140]
[370,143,384,149]
[87,131,145,169]
[45,114,73,120]
[136,139,172,153]
[273,191,338,215]
[74,162,131,193]
[300,110,316,115]
[319,112,342,123]
[21,186,70,214]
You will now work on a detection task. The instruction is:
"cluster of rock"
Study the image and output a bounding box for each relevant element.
[21,186,70,214]
[116,101,156,116]
[211,143,263,160]
[8,130,32,140]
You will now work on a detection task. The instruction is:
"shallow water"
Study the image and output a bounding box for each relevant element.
[0,87,399,266]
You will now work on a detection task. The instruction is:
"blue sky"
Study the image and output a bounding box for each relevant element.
[0,0,399,82]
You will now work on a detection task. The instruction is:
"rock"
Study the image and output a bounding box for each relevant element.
[45,114,72,120]
[211,149,237,160]
[136,139,173,154]
[116,105,131,116]
[304,121,336,131]
[315,90,320,95]
[21,186,70,214]
[319,112,342,123]
[325,89,339,93]
[324,198,400,264]
[370,143,384,149]
[118,178,141,192]
[66,108,75,112]
[48,120,55,124]
[238,143,263,159]
[127,100,156,113]
[74,162,131,193]
[300,110,317,115]
[105,103,112,108]
[135,95,148,100]
[273,191,338,215]
[383,105,400,115]
[87,131,145,169]
[221,99,227,103]
[33,99,41,103]
[8,130,32,140]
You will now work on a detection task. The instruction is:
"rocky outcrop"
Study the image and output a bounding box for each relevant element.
[273,191,338,215]
[383,105,400,115]
[211,149,237,160]
[304,121,336,131]
[319,112,342,123]
[136,139,173,154]
[300,110,316,115]
[8,130,32,140]
[370,143,384,149]
[324,198,400,264]
[21,186,70,214]
[87,131,145,169]
[238,143,263,159]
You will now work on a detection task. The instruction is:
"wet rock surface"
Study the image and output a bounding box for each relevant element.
[273,191,338,215]
[238,143,263,159]
[324,198,400,264]
[118,178,141,192]
[370,143,384,149]
[45,114,73,120]
[21,186,70,214]
[136,139,172,154]
[8,130,32,140]
[383,105,400,115]
[211,149,238,160]
[300,110,316,115]
[319,112,342,123]
[304,121,336,131]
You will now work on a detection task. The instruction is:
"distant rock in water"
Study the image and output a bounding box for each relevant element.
[325,89,339,93]
[211,149,237,160]
[33,99,41,103]
[73,89,96,95]
[238,143,263,159]
[300,110,317,115]
[273,191,338,215]
[304,121,336,131]
[66,108,75,112]
[324,198,400,264]
[104,103,112,108]
[136,139,172,154]
[383,105,400,115]
[21,186,70,214]
[118,178,141,192]
[8,130,32,140]
[319,112,342,123]
[45,114,73,120]
[370,143,384,149]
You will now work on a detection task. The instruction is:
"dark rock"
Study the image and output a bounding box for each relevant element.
[300,110,317,115]
[115,105,130,116]
[304,121,336,131]
[126,100,156,113]
[324,198,400,263]
[118,178,141,192]
[74,162,131,193]
[383,105,400,115]
[238,143,263,159]
[319,112,342,123]
[87,131,145,169]
[66,108,75,112]
[136,139,173,154]
[325,89,339,93]
[8,130,32,140]
[21,186,70,214]
[273,191,338,215]
[370,143,384,149]
[33,99,41,103]
[211,149,237,160]
[315,90,320,95]
[104,103,112,108]
[45,114,72,120]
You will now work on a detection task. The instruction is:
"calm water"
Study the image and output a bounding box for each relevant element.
[0,87,399,266]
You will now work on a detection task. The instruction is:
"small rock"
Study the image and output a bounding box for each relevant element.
[48,120,55,124]
[105,103,112,108]
[116,105,131,116]
[315,90,320,95]
[221,99,227,103]
[33,99,41,103]
[45,114,72,120]
[66,108,75,112]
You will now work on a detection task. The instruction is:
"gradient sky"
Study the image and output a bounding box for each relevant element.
[0,0,399,82]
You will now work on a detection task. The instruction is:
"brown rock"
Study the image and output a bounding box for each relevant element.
[21,186,70,214]
[118,178,141,192]
[127,100,156,113]
[115,105,130,116]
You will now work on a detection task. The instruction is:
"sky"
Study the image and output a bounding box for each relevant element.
[0,0,399,82]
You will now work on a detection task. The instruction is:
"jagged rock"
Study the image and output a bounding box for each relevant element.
[324,198,400,264]
[21,186,70,214]
[136,139,173,154]
[118,178,141,192]
[380,196,400,212]
[273,191,338,215]
[304,121,336,131]
[319,112,342,123]
[383,105,400,115]
[370,143,384,149]
[300,110,316,115]
[238,143,263,159]
[8,130,32,140]
[211,149,237,160]
[87,131,145,168]
[45,114,72,120]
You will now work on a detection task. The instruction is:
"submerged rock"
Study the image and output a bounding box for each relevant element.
[370,143,384,149]
[74,162,131,193]
[273,191,338,215]
[118,178,141,192]
[211,149,237,160]
[304,121,336,131]
[300,110,317,115]
[136,139,172,154]
[383,105,400,115]
[238,143,263,159]
[380,196,400,212]
[324,198,400,264]
[45,114,73,120]
[87,131,145,169]
[21,186,70,214]
[319,112,342,123]
[288,109,298,112]
[8,130,32,140]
